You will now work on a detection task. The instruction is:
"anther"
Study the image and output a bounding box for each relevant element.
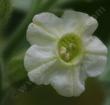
[65,53,70,61]
[60,47,67,55]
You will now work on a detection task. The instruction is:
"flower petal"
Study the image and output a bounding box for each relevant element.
[49,61,85,97]
[28,59,57,85]
[28,59,85,97]
[33,12,64,37]
[27,23,56,46]
[82,36,107,77]
[85,36,107,55]
[82,53,107,77]
[79,68,88,85]
[62,10,98,36]
[24,45,56,72]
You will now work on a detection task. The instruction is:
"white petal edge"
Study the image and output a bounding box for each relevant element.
[33,12,64,37]
[82,53,107,77]
[85,36,107,55]
[28,59,57,85]
[82,36,107,77]
[62,10,98,36]
[49,62,85,97]
[27,23,56,46]
[24,44,56,72]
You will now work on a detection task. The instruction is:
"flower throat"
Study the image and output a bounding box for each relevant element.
[58,33,83,64]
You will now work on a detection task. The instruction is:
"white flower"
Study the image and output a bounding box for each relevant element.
[24,10,107,97]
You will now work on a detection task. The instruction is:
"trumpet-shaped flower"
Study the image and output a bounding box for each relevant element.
[24,10,107,97]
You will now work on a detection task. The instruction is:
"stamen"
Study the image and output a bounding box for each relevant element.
[60,47,67,55]
[58,33,83,64]
[65,53,70,61]
[69,43,76,49]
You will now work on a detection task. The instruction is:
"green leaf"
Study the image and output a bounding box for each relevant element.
[12,0,32,12]
[7,55,27,85]
[0,0,12,33]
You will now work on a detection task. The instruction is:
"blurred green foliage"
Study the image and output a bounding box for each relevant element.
[0,0,110,105]
[0,0,12,33]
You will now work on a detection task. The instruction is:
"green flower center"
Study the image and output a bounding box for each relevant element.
[58,33,83,65]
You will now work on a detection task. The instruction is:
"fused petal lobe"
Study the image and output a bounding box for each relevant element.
[33,12,64,36]
[27,23,56,46]
[62,10,98,36]
[85,36,107,55]
[24,45,55,72]
[28,59,57,85]
[49,61,85,97]
[82,54,107,77]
